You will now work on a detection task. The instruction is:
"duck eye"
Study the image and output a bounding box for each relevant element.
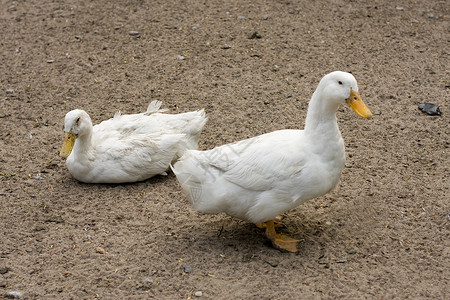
[76,117,80,124]
[338,81,343,85]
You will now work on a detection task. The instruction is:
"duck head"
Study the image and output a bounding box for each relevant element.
[319,71,373,119]
[60,109,92,158]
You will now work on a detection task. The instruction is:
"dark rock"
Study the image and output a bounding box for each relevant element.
[249,32,262,39]
[418,103,442,115]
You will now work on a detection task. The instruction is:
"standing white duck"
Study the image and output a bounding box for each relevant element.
[60,100,207,183]
[172,71,372,252]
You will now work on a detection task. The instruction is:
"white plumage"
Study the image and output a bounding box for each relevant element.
[172,71,372,252]
[60,100,207,183]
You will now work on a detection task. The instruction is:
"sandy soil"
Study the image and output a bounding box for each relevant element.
[1,0,449,299]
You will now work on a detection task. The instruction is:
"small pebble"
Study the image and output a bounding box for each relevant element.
[0,267,9,274]
[34,225,47,231]
[96,247,108,255]
[396,7,404,11]
[129,31,140,36]
[177,55,185,60]
[221,45,232,49]
[325,221,332,226]
[237,16,245,20]
[44,214,64,224]
[264,259,279,267]
[5,291,23,299]
[335,256,348,263]
[182,263,192,273]
[6,89,14,94]
[194,291,203,297]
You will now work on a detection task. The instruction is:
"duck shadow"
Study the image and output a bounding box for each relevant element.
[60,170,176,189]
[184,213,329,258]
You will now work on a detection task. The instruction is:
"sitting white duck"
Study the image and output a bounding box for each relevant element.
[172,71,372,252]
[60,100,207,183]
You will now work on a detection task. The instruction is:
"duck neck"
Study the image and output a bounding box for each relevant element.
[304,91,340,136]
[72,130,94,160]
[303,92,345,164]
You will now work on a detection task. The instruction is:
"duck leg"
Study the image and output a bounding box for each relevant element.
[255,215,284,229]
[264,220,299,253]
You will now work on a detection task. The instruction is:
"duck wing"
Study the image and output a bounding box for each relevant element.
[204,129,305,191]
[89,132,185,182]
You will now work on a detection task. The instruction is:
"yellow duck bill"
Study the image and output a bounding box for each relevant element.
[60,131,77,158]
[345,89,373,119]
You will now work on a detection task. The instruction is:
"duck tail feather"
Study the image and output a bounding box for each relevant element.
[145,100,168,114]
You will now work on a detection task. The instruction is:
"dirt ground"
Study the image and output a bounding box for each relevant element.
[1,0,449,299]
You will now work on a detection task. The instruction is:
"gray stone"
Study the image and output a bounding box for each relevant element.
[194,291,203,297]
[182,263,192,273]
